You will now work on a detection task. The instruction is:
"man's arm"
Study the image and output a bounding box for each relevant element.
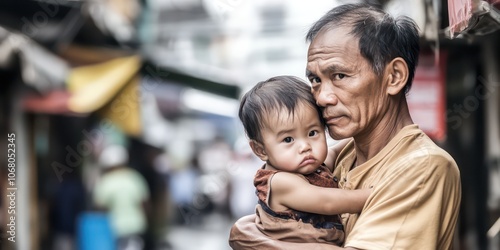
[229,214,355,250]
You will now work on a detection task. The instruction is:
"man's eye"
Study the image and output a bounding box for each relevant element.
[309,130,318,137]
[333,74,346,80]
[309,77,321,85]
[283,137,293,143]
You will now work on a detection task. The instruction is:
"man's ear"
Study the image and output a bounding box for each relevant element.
[385,57,409,96]
[249,140,268,161]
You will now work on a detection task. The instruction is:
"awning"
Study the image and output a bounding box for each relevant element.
[448,0,500,38]
[140,61,241,100]
[22,54,241,138]
[23,55,143,136]
[67,55,141,113]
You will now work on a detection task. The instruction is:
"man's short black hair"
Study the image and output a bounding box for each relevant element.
[306,3,420,94]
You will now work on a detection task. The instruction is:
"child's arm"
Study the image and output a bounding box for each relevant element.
[269,172,370,215]
[324,139,351,172]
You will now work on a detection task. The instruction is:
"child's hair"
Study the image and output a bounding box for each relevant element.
[238,75,324,143]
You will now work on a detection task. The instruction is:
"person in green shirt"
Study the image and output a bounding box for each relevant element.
[93,144,150,250]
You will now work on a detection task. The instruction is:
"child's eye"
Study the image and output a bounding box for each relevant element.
[309,130,318,137]
[283,137,294,143]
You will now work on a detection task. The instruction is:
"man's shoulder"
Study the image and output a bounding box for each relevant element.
[401,128,456,165]
[385,128,459,180]
[373,125,458,174]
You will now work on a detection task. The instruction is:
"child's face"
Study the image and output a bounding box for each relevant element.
[259,102,327,175]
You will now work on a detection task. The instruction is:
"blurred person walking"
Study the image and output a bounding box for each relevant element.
[50,173,86,250]
[168,155,203,225]
[93,144,150,250]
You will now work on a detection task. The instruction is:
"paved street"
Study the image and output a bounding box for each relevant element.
[166,213,235,250]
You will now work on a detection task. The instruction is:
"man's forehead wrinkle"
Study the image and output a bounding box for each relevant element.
[307,45,340,62]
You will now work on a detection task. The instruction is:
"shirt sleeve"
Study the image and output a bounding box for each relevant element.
[93,179,108,207]
[345,152,461,250]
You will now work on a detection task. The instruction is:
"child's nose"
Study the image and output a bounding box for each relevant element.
[299,141,312,153]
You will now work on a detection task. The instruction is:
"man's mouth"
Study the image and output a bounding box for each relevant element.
[325,116,344,125]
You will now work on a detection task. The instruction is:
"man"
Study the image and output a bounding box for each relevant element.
[229,3,461,249]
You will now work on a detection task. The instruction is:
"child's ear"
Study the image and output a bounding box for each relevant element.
[249,140,268,161]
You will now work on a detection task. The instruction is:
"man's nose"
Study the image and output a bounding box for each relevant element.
[314,84,338,107]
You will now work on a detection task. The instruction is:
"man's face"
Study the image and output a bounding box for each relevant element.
[306,26,388,140]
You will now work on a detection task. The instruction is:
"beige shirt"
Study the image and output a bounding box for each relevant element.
[334,125,461,250]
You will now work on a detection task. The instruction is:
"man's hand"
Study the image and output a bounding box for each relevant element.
[229,214,271,249]
[229,214,345,250]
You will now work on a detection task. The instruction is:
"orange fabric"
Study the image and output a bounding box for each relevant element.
[252,165,344,245]
[255,204,344,245]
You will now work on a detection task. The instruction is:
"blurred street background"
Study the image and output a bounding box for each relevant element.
[0,0,499,249]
